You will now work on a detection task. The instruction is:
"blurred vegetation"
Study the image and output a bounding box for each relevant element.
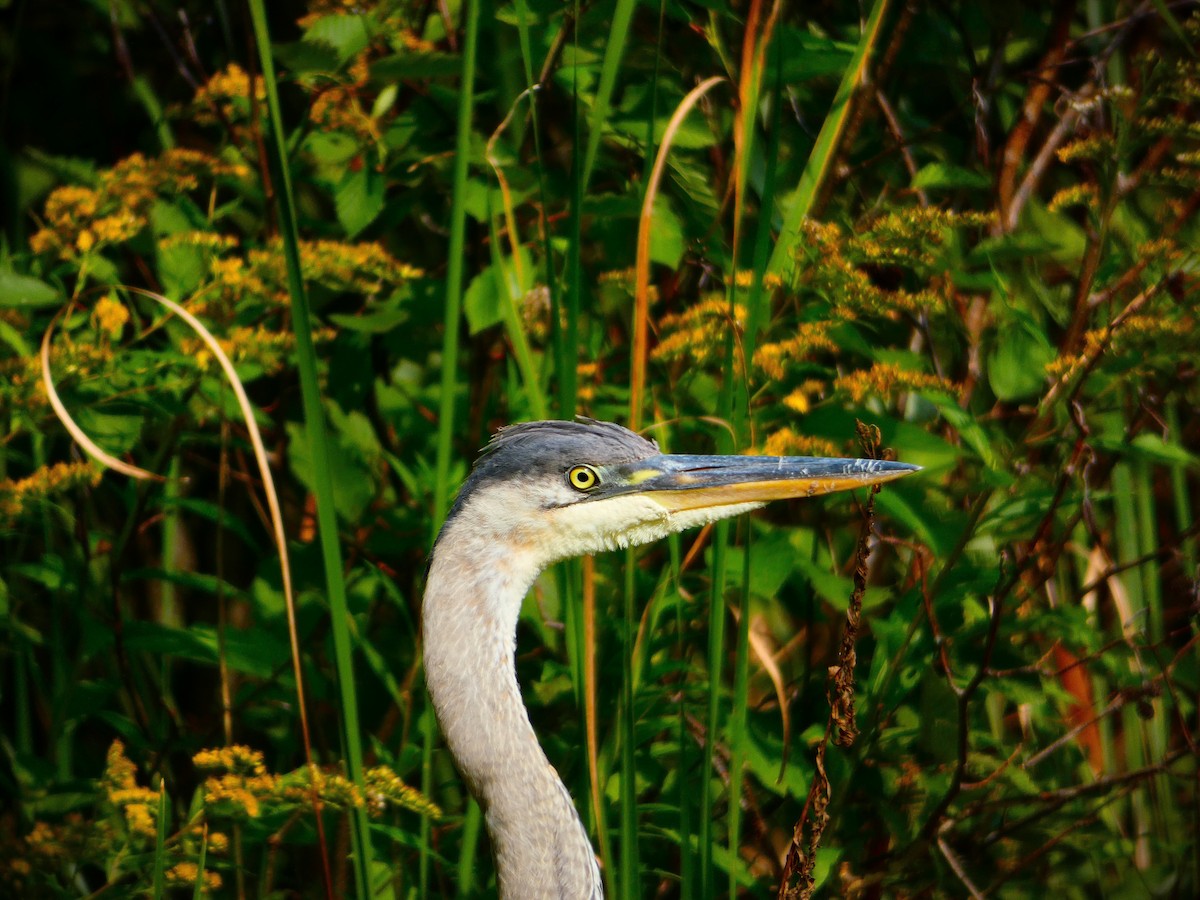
[1,0,1198,897]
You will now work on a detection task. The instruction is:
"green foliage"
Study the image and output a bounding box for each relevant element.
[1,1,1198,898]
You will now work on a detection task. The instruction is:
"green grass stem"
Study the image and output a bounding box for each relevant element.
[766,0,891,278]
[192,825,209,900]
[619,546,640,899]
[581,0,637,192]
[152,781,168,900]
[247,4,372,896]
[455,799,483,898]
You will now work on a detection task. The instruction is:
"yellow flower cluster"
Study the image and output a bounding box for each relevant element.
[364,766,442,818]
[166,862,223,891]
[193,742,281,818]
[753,324,837,381]
[1,813,115,888]
[294,238,424,291]
[796,220,952,319]
[193,744,267,775]
[1057,135,1117,164]
[576,360,599,403]
[0,342,115,417]
[30,149,249,261]
[598,267,659,303]
[190,63,266,127]
[1048,183,1100,212]
[652,297,746,367]
[781,379,827,415]
[192,747,437,824]
[102,741,161,840]
[758,428,840,459]
[0,461,103,523]
[24,823,61,860]
[732,270,784,289]
[180,324,336,376]
[1155,165,1200,188]
[310,81,382,146]
[280,766,363,810]
[92,294,130,338]
[200,771,279,819]
[158,230,239,252]
[198,239,421,316]
[834,362,957,404]
[1045,313,1192,382]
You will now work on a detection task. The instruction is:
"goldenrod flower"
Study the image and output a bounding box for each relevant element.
[364,766,442,818]
[753,325,837,381]
[166,862,222,891]
[835,362,957,404]
[760,428,840,459]
[1048,184,1100,212]
[653,297,746,368]
[93,295,129,338]
[0,462,103,523]
[193,744,267,775]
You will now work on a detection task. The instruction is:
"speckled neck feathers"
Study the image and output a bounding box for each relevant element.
[422,510,603,899]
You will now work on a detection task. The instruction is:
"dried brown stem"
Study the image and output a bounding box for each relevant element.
[777,423,885,899]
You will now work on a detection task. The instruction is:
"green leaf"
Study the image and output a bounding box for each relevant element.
[121,620,288,678]
[724,532,797,600]
[370,51,463,81]
[463,264,503,334]
[306,131,359,166]
[912,162,991,191]
[372,51,465,81]
[328,299,409,333]
[304,14,372,64]
[286,419,376,522]
[0,271,59,308]
[336,166,385,237]
[775,28,855,80]
[649,195,684,268]
[1125,433,1198,468]
[73,409,144,455]
[929,396,998,470]
[987,315,1053,401]
[0,318,32,356]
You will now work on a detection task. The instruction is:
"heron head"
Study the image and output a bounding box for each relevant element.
[436,419,919,567]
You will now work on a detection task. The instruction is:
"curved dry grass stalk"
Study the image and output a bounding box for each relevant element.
[486,85,541,286]
[40,300,164,482]
[630,75,726,431]
[40,286,328,864]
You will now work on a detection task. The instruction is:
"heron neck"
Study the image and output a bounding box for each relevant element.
[422,528,602,899]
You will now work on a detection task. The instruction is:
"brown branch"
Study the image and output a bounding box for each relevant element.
[777,423,885,899]
[996,0,1078,220]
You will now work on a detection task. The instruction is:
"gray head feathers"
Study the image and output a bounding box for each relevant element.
[437,418,659,542]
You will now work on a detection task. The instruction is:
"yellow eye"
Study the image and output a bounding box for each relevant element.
[567,465,599,491]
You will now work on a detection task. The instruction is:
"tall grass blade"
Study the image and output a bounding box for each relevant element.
[152,781,168,900]
[246,4,367,896]
[430,0,481,535]
[455,799,483,898]
[581,0,637,192]
[193,824,209,900]
[632,76,725,430]
[766,0,891,278]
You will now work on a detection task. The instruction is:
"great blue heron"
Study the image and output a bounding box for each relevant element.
[422,418,918,898]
